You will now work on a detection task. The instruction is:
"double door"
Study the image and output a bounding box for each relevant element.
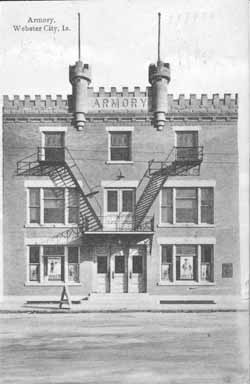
[95,245,146,293]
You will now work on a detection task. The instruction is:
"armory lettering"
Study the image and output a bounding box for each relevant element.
[91,97,148,110]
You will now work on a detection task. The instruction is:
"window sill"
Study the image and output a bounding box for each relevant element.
[105,161,134,165]
[25,282,82,286]
[158,281,215,286]
[157,224,215,228]
[25,224,79,228]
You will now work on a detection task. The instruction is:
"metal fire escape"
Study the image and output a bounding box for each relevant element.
[134,146,203,229]
[17,147,102,233]
[17,145,203,236]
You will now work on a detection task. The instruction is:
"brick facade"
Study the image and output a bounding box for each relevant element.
[2,86,239,297]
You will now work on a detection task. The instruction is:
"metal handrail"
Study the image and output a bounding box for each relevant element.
[174,146,203,161]
[37,146,102,215]
[83,215,154,232]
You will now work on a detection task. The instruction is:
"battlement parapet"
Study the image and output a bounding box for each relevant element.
[3,95,70,113]
[87,86,150,98]
[3,91,238,114]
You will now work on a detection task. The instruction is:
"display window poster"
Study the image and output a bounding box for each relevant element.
[48,257,61,280]
[180,256,193,280]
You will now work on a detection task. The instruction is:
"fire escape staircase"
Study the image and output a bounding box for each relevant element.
[17,145,203,236]
[16,147,102,234]
[135,146,203,229]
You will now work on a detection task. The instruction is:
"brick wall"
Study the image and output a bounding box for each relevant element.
[3,98,239,296]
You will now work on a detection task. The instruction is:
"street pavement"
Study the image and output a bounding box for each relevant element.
[0,312,249,384]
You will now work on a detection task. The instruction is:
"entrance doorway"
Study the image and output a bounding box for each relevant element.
[95,245,146,293]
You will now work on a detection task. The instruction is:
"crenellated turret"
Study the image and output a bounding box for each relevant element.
[69,13,91,131]
[149,13,171,131]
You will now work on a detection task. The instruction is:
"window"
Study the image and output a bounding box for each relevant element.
[201,245,213,281]
[132,256,143,274]
[28,188,79,225]
[97,256,108,274]
[29,188,40,224]
[160,244,214,283]
[110,132,131,161]
[44,245,64,281]
[122,190,133,212]
[176,245,197,281]
[44,132,65,162]
[161,187,214,225]
[161,245,173,281]
[176,188,197,223]
[161,188,173,224]
[68,247,80,282]
[28,246,80,283]
[68,189,79,224]
[201,188,214,224]
[107,190,118,212]
[176,131,198,161]
[115,255,125,273]
[44,188,64,223]
[106,189,134,213]
[29,246,40,281]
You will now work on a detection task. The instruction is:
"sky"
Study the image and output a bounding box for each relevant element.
[0,0,248,97]
[0,0,249,292]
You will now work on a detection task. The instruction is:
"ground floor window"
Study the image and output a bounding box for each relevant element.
[161,244,214,283]
[28,245,80,283]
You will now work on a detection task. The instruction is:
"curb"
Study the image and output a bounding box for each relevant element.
[0,308,248,314]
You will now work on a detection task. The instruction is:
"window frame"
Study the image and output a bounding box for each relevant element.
[105,188,135,214]
[27,187,80,227]
[159,244,215,285]
[109,131,132,162]
[40,127,67,162]
[26,246,80,285]
[106,127,134,163]
[160,187,214,226]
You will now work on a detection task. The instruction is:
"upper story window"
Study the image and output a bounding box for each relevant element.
[28,187,79,225]
[39,130,65,162]
[161,187,214,225]
[106,189,134,213]
[109,132,131,161]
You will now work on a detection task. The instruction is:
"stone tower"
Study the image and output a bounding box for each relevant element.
[69,13,91,131]
[149,13,171,130]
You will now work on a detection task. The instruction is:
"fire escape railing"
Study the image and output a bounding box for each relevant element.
[82,215,154,232]
[147,146,203,175]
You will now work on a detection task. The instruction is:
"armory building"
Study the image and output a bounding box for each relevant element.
[2,17,239,300]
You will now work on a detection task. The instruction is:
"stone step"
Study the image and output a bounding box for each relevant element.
[88,293,157,304]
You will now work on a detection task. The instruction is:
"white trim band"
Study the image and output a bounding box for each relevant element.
[24,180,83,188]
[101,180,138,188]
[106,126,134,132]
[39,127,68,132]
[163,179,216,187]
[25,238,82,245]
[172,126,201,131]
[157,237,216,244]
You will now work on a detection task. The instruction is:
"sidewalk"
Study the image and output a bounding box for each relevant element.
[0,295,248,313]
